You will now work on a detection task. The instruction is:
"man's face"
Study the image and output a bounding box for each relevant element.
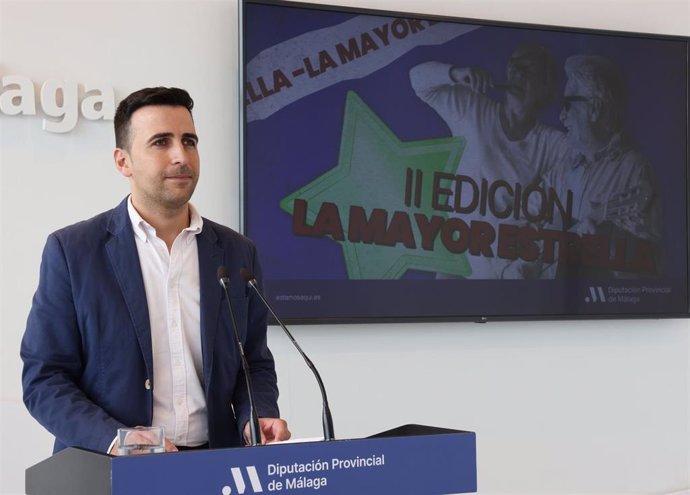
[116,105,200,213]
[560,78,592,151]
[505,49,551,113]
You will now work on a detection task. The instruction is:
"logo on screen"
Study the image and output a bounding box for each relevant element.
[585,286,606,303]
[221,466,263,494]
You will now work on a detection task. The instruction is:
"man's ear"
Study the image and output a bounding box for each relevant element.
[114,148,133,177]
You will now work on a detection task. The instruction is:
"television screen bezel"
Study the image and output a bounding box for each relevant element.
[240,0,690,324]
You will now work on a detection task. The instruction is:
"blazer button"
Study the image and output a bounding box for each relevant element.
[145,379,152,390]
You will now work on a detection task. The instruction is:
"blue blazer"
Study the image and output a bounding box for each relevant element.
[21,198,279,453]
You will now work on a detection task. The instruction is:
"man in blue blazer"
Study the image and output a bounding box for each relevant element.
[21,87,290,454]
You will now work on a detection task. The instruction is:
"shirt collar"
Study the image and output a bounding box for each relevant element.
[570,130,627,170]
[186,204,204,239]
[127,195,203,243]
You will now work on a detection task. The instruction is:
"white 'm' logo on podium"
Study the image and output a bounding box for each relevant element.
[221,465,263,494]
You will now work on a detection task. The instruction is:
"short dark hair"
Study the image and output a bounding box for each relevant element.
[510,43,559,107]
[114,87,194,149]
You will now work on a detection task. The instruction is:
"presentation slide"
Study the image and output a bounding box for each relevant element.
[243,1,688,321]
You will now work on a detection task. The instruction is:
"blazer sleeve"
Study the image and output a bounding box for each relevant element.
[21,233,125,453]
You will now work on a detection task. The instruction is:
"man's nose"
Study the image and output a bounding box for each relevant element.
[507,64,523,79]
[559,107,568,124]
[169,141,188,164]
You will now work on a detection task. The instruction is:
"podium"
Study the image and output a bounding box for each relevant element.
[26,424,476,494]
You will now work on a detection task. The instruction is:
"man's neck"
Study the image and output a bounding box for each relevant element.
[499,104,537,142]
[131,197,190,251]
[579,130,616,162]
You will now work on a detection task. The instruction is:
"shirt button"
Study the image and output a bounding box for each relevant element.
[145,379,152,390]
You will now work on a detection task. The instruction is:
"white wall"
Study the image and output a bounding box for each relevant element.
[1,1,688,494]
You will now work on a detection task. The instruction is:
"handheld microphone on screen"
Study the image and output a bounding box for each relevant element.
[461,75,513,91]
[240,267,336,441]
[217,266,262,447]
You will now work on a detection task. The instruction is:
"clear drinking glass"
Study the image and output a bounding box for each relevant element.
[117,426,166,455]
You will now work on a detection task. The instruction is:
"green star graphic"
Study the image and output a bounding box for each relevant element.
[280,91,471,279]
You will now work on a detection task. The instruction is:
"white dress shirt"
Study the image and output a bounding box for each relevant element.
[127,196,208,447]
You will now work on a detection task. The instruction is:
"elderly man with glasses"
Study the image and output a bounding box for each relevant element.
[541,55,661,278]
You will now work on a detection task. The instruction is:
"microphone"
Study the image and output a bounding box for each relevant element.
[217,266,262,447]
[240,268,335,441]
[461,74,512,91]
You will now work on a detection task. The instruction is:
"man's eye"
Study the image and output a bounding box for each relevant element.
[152,138,168,146]
[184,138,198,147]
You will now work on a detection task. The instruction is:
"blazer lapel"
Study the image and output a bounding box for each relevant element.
[197,222,224,391]
[105,199,154,377]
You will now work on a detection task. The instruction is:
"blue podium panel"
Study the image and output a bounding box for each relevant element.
[112,431,476,495]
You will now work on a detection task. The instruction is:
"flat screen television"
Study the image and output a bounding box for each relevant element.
[241,0,689,323]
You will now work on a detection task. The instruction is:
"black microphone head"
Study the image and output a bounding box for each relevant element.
[217,266,230,285]
[240,267,254,285]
